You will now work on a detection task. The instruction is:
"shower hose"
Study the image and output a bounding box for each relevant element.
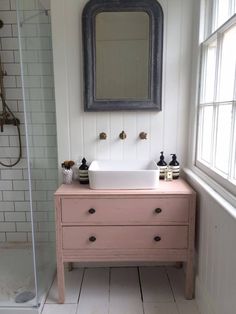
[0,101,22,168]
[0,102,22,168]
[0,58,22,168]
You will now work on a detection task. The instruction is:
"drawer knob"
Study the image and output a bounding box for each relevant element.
[89,236,96,242]
[88,208,96,214]
[154,208,162,214]
[154,236,161,242]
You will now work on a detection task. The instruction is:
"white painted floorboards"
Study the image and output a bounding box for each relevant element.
[42,267,200,314]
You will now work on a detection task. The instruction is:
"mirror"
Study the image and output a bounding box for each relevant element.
[95,12,150,100]
[82,0,163,111]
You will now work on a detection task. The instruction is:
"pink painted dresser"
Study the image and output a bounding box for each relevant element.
[54,179,196,303]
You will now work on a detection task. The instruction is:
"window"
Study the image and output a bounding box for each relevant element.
[196,0,236,195]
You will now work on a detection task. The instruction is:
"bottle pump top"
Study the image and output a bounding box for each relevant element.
[79,158,88,170]
[169,154,179,166]
[79,158,89,184]
[157,151,167,166]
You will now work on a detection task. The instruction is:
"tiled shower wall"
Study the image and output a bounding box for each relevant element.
[0,0,26,243]
[0,0,57,243]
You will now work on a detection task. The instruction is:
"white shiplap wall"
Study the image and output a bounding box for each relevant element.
[0,0,28,243]
[51,0,195,166]
[185,174,236,314]
[184,0,236,312]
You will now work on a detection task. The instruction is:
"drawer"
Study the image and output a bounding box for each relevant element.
[62,226,188,250]
[61,198,189,224]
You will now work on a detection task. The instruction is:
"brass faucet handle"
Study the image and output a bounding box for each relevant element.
[119,130,127,140]
[99,132,107,140]
[139,132,148,140]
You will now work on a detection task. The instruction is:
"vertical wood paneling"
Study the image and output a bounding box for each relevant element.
[219,215,232,314]
[163,0,182,157]
[176,0,194,165]
[205,197,212,297]
[227,218,236,314]
[83,113,97,161]
[213,204,223,313]
[65,0,85,160]
[52,0,196,166]
[123,112,137,160]
[51,0,71,162]
[109,113,124,160]
[209,197,219,306]
[186,177,236,314]
[136,112,151,160]
[197,192,207,287]
[96,112,110,160]
[205,196,212,308]
[150,112,163,160]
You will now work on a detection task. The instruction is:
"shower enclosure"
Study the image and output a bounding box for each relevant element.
[0,0,58,312]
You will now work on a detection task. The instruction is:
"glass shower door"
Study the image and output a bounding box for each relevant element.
[17,0,58,307]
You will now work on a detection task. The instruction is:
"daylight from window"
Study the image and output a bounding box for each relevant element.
[196,0,236,192]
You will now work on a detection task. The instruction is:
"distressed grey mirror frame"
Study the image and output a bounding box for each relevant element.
[82,0,163,111]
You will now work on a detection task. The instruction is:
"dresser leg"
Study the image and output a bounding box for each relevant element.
[185,256,194,299]
[57,260,65,304]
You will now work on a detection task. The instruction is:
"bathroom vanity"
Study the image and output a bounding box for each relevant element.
[54,179,196,303]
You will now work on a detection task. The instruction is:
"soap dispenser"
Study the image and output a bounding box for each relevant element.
[169,154,180,179]
[79,158,89,184]
[157,151,167,179]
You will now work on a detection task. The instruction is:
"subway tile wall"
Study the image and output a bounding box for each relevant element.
[0,0,57,243]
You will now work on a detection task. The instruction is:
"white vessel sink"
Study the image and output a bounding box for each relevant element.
[88,160,159,190]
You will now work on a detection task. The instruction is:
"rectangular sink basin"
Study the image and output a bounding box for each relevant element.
[88,160,159,190]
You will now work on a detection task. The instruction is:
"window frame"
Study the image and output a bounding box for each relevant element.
[195,11,236,197]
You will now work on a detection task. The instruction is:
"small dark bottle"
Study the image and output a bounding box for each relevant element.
[169,154,180,179]
[157,151,167,180]
[79,158,89,184]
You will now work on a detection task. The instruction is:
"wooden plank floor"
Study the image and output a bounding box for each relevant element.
[43,266,200,314]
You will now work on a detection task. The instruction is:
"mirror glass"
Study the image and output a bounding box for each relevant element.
[95,12,150,100]
[82,0,163,111]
